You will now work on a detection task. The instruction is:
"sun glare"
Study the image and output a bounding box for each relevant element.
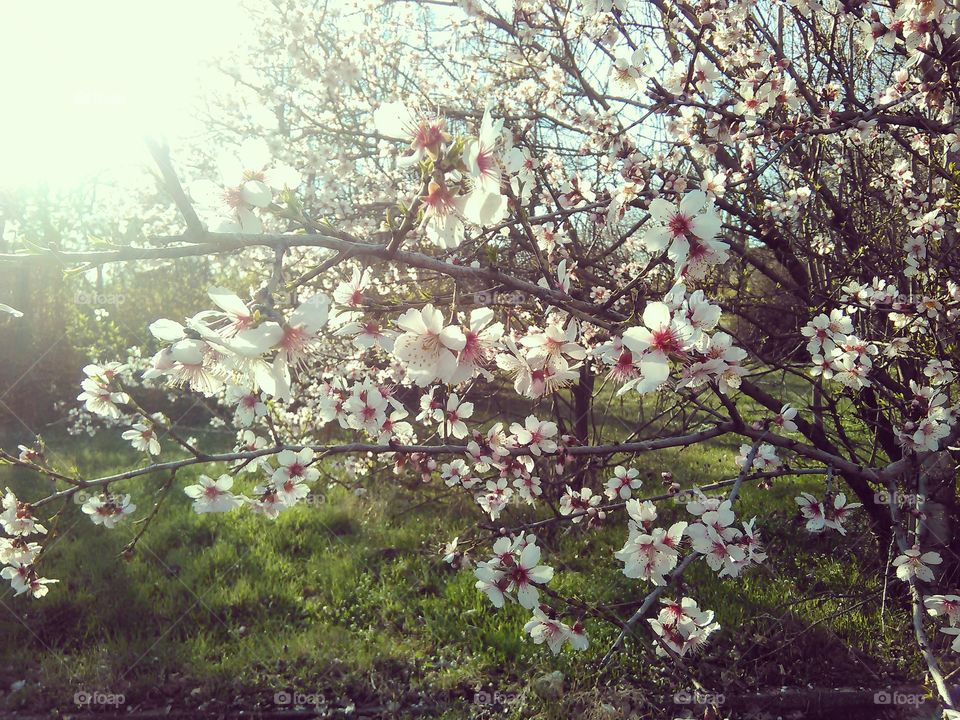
[0,1,252,189]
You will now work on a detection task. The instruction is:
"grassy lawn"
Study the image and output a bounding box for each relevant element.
[0,420,924,718]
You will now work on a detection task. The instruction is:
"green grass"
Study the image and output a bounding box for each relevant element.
[0,420,926,717]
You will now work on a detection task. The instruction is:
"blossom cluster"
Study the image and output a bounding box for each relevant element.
[0,489,55,598]
[649,597,720,658]
[794,492,861,536]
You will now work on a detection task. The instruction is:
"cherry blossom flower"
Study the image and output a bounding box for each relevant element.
[474,534,552,610]
[333,318,397,352]
[467,422,509,470]
[513,473,542,504]
[558,175,596,209]
[235,430,271,473]
[226,385,268,427]
[910,412,951,452]
[146,318,228,397]
[0,536,40,567]
[735,443,780,472]
[77,364,130,419]
[621,302,693,394]
[379,408,414,444]
[204,287,254,336]
[451,307,503,383]
[797,492,862,536]
[184,474,245,514]
[374,101,450,164]
[474,565,508,608]
[795,492,826,533]
[649,597,719,657]
[190,138,299,234]
[733,83,772,122]
[523,608,588,654]
[520,322,586,362]
[605,465,642,500]
[464,107,503,194]
[417,388,444,424]
[229,294,331,398]
[81,492,137,528]
[679,289,722,346]
[616,520,686,585]
[509,415,558,456]
[442,393,474,439]
[271,448,319,504]
[643,191,722,269]
[801,310,852,356]
[1,490,46,536]
[333,268,371,309]
[686,521,745,576]
[478,478,514,520]
[343,382,390,436]
[824,493,861,535]
[559,486,605,524]
[894,547,942,583]
[610,48,649,91]
[440,459,475,488]
[1,565,58,598]
[600,338,643,384]
[420,180,467,248]
[505,145,538,188]
[441,536,471,569]
[393,304,466,387]
[628,498,659,527]
[273,294,331,369]
[506,543,554,609]
[122,423,161,455]
[249,485,286,519]
[925,595,960,625]
[496,340,580,398]
[773,405,798,433]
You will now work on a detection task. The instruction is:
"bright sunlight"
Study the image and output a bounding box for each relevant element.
[0,1,251,188]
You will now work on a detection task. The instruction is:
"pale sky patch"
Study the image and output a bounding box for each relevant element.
[0,0,253,188]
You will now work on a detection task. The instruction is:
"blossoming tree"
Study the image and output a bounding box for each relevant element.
[3,0,960,713]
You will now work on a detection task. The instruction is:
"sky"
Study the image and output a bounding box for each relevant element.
[0,0,254,189]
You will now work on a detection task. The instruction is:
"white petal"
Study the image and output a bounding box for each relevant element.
[374,101,415,139]
[439,325,467,351]
[622,327,652,352]
[231,323,283,356]
[642,302,671,330]
[150,319,186,342]
[647,198,676,223]
[241,180,272,208]
[689,211,721,241]
[520,543,541,569]
[463,189,507,226]
[208,287,249,317]
[679,190,708,216]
